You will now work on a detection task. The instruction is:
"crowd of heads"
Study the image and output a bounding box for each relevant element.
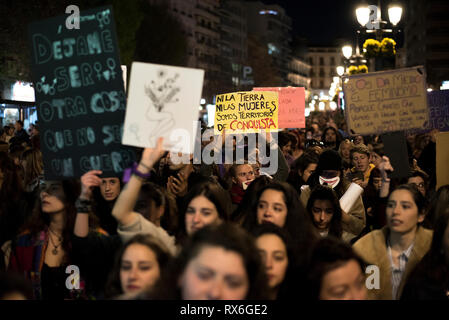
[0,111,448,301]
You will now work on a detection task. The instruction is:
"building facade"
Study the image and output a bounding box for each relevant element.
[218,0,248,92]
[405,0,449,88]
[242,1,292,86]
[149,0,221,101]
[288,57,311,99]
[306,47,344,97]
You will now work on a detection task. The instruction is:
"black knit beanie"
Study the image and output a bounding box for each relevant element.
[317,149,342,171]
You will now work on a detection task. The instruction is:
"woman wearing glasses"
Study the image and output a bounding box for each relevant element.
[405,170,429,197]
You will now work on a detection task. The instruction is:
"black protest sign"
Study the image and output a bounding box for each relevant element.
[428,90,449,132]
[380,131,410,179]
[28,6,135,179]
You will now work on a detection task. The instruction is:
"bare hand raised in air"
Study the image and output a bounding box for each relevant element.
[140,137,166,169]
[80,170,103,199]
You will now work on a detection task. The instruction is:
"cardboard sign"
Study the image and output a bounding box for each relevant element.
[214,91,278,134]
[380,131,410,179]
[343,66,429,135]
[253,87,305,128]
[122,62,204,154]
[28,6,135,179]
[436,131,449,189]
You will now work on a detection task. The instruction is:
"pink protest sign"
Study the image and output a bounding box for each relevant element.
[253,87,305,129]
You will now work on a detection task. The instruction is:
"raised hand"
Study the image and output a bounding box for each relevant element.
[80,170,103,200]
[378,156,394,173]
[140,137,165,171]
[167,171,188,197]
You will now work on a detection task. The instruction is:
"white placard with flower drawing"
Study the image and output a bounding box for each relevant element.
[122,62,204,154]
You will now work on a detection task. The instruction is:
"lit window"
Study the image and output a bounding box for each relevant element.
[268,43,278,55]
[259,10,278,15]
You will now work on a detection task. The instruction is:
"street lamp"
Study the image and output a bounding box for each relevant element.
[355,6,370,27]
[342,45,353,60]
[336,66,345,76]
[388,4,403,26]
[356,1,403,40]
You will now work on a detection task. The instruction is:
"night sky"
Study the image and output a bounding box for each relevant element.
[263,0,366,46]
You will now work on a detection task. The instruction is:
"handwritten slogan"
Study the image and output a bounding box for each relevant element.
[253,87,305,129]
[342,66,429,135]
[214,91,278,134]
[28,6,135,179]
[427,90,449,132]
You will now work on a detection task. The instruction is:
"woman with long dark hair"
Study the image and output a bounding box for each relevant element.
[242,181,318,268]
[305,237,367,300]
[321,127,343,151]
[144,223,269,300]
[287,151,319,194]
[353,184,433,299]
[176,180,231,245]
[90,176,122,235]
[252,223,297,300]
[105,234,172,298]
[306,185,345,240]
[7,180,101,299]
[231,175,273,225]
[300,149,366,242]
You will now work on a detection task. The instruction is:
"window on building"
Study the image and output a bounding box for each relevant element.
[309,57,313,64]
[268,43,278,55]
[319,68,324,77]
[319,57,324,65]
[320,80,324,88]
[330,57,335,65]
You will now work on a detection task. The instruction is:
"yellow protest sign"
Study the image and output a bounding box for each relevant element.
[342,66,429,135]
[214,91,278,134]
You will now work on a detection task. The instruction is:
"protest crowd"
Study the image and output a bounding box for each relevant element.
[0,111,448,301]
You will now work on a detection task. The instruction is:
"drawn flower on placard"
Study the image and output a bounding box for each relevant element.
[145,70,181,114]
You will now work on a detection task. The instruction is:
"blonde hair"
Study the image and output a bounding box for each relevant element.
[338,139,354,156]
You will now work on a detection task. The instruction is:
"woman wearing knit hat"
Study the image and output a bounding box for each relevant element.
[299,150,366,243]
